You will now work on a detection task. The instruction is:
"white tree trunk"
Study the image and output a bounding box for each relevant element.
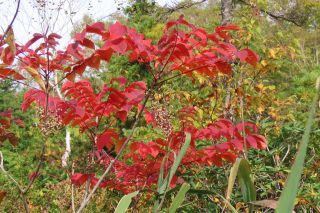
[62,128,71,167]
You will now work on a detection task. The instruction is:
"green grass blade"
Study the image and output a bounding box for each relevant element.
[158,132,191,193]
[114,191,139,213]
[238,159,256,203]
[169,183,191,213]
[276,78,320,213]
[226,158,242,201]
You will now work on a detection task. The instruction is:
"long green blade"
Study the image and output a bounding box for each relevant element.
[169,183,190,213]
[114,191,139,213]
[159,132,191,193]
[238,159,256,202]
[226,158,242,201]
[276,78,320,213]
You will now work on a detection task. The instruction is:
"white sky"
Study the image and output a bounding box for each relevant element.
[0,0,176,48]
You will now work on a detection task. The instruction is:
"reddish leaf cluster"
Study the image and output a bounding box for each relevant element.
[68,117,266,194]
[155,16,259,78]
[13,16,266,195]
[0,31,71,82]
[0,111,23,146]
[22,77,147,133]
[64,15,259,82]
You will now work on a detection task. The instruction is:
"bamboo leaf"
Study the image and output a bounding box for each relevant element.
[169,183,190,213]
[276,77,320,213]
[237,159,256,202]
[226,158,242,201]
[114,191,139,213]
[158,132,191,194]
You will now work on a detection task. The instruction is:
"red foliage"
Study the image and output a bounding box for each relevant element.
[0,110,21,146]
[1,16,266,195]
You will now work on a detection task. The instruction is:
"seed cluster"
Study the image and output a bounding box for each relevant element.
[36,107,63,136]
[153,106,173,137]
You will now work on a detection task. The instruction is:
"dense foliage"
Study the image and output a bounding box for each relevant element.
[0,0,319,212]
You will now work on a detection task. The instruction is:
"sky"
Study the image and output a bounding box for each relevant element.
[0,0,176,48]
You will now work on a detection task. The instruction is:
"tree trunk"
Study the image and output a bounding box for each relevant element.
[221,0,234,120]
[221,0,233,25]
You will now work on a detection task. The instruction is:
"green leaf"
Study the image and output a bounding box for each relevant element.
[226,158,242,201]
[157,153,168,191]
[114,191,139,213]
[154,132,191,212]
[238,159,256,203]
[169,183,190,213]
[158,132,191,194]
[276,77,320,213]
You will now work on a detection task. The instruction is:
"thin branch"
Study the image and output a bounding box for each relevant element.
[0,151,29,213]
[0,0,21,44]
[71,162,76,213]
[155,64,212,86]
[160,0,207,19]
[0,151,24,192]
[76,84,155,212]
[238,0,303,27]
[22,143,46,194]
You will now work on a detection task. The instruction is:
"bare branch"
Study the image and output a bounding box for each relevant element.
[159,0,207,19]
[0,0,21,44]
[76,85,155,212]
[238,0,303,27]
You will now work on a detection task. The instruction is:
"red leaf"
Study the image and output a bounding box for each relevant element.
[86,53,101,69]
[109,21,127,39]
[110,76,127,86]
[1,47,14,65]
[238,48,259,66]
[0,67,25,80]
[144,109,156,126]
[66,43,84,60]
[96,129,119,150]
[116,110,127,123]
[24,33,43,49]
[86,22,105,35]
[246,135,258,149]
[29,172,40,181]
[72,61,87,76]
[0,191,6,203]
[96,47,113,61]
[48,33,62,39]
[71,173,90,186]
[80,38,95,49]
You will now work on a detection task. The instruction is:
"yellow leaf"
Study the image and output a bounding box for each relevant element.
[257,106,264,113]
[196,107,203,120]
[261,60,268,67]
[269,49,277,59]
[5,27,16,56]
[182,92,191,101]
[154,93,162,101]
[25,67,46,91]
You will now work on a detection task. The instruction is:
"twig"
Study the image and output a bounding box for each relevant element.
[159,0,207,20]
[22,143,46,194]
[0,0,21,44]
[0,151,24,192]
[0,151,29,212]
[75,86,154,212]
[238,0,303,27]
[71,162,76,213]
[280,145,291,166]
[82,177,91,204]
